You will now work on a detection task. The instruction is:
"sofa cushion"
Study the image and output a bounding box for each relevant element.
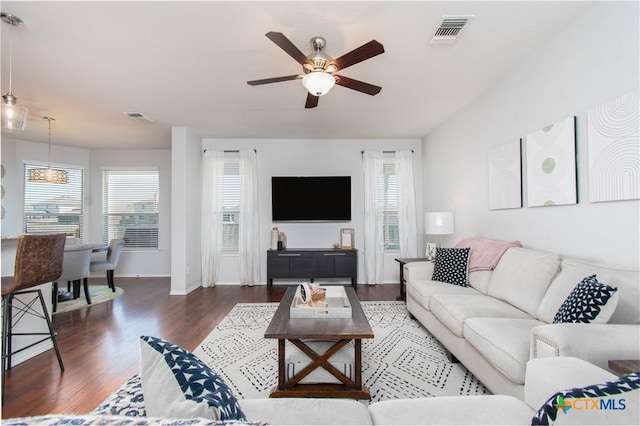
[467,270,493,295]
[407,278,481,312]
[368,395,533,425]
[531,372,640,425]
[139,336,246,421]
[537,258,639,324]
[430,294,533,337]
[464,318,545,384]
[553,275,618,324]
[488,248,560,317]
[432,247,471,286]
[240,398,373,425]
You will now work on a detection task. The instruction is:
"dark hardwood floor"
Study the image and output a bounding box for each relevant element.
[2,277,399,419]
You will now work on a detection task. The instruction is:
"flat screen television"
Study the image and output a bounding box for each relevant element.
[272,176,351,222]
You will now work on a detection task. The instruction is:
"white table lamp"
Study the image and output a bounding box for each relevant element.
[425,211,454,259]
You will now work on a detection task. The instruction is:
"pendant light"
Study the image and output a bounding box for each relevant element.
[1,12,28,132]
[29,117,68,184]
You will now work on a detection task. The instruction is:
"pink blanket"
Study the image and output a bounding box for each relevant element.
[455,237,522,272]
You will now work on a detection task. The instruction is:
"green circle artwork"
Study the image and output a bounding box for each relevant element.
[543,200,556,206]
[541,157,556,174]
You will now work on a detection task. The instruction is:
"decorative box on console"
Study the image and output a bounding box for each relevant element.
[290,286,352,319]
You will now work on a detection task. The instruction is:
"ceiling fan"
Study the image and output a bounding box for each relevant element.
[247,32,384,109]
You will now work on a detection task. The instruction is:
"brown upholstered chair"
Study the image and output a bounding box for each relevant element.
[1,234,66,404]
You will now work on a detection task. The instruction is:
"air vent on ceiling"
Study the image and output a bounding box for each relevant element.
[430,15,474,45]
[123,112,155,123]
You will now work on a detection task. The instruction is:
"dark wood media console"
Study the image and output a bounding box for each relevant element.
[267,248,358,287]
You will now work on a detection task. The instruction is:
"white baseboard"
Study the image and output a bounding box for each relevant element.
[9,341,53,367]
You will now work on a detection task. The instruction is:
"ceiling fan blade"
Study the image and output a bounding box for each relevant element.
[247,75,301,86]
[266,31,309,65]
[335,75,382,96]
[305,93,319,109]
[332,40,384,71]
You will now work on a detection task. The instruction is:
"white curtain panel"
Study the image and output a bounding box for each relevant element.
[395,151,418,258]
[363,151,385,284]
[238,150,261,286]
[201,150,225,287]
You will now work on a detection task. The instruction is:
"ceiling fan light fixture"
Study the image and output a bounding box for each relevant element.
[1,13,28,132]
[302,71,335,97]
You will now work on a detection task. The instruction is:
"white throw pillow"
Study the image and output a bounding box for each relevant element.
[139,336,247,421]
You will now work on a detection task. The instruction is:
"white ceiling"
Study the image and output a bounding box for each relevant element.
[0,1,594,150]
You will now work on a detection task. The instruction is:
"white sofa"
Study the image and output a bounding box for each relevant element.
[404,246,640,400]
[6,357,638,425]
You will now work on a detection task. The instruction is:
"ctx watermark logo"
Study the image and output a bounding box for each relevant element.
[554,396,627,414]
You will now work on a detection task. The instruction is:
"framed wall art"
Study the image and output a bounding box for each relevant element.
[488,139,522,210]
[340,228,355,249]
[525,116,577,207]
[587,89,639,202]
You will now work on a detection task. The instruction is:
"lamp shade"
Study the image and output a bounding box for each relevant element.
[302,71,335,96]
[1,96,28,132]
[425,211,454,235]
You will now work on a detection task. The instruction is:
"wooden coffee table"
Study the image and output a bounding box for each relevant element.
[264,286,374,399]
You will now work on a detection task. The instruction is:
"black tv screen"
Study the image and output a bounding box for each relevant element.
[272,176,351,222]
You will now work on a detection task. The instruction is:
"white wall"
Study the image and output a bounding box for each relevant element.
[422,2,639,269]
[195,138,423,286]
[170,127,202,295]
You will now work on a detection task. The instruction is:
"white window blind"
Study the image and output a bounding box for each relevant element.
[222,157,240,253]
[381,159,399,251]
[103,169,159,248]
[23,163,84,238]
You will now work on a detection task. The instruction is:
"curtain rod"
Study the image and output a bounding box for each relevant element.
[203,149,257,153]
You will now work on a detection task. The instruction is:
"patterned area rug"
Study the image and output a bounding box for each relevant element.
[193,301,489,402]
[53,286,124,314]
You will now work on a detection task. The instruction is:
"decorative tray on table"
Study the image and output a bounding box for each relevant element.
[290,284,352,319]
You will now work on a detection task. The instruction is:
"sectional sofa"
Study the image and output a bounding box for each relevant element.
[404,242,640,400]
[5,357,639,425]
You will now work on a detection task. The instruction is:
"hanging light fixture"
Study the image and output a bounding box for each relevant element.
[29,117,68,184]
[301,36,336,97]
[302,71,336,97]
[1,12,28,132]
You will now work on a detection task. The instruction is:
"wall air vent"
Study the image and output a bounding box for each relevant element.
[123,112,155,123]
[430,15,474,45]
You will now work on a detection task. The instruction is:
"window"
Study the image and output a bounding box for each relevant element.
[222,157,240,253]
[23,163,84,238]
[103,169,159,248]
[381,159,399,251]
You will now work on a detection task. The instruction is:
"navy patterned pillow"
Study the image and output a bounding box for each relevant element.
[139,336,246,421]
[531,372,640,425]
[553,275,619,324]
[431,247,471,287]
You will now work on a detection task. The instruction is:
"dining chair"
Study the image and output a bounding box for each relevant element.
[90,239,124,292]
[1,234,66,404]
[52,243,94,313]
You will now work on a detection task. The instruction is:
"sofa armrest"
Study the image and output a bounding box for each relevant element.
[524,357,618,410]
[530,323,640,370]
[404,261,434,283]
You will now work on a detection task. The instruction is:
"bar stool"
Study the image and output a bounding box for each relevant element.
[1,234,66,404]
